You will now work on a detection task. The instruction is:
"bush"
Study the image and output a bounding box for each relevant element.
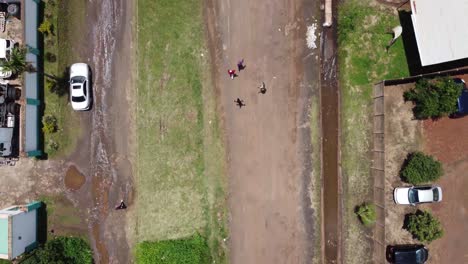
[33,236,93,264]
[400,152,442,184]
[135,234,211,264]
[47,140,59,151]
[45,52,57,62]
[42,115,58,134]
[404,77,463,119]
[355,203,376,227]
[405,210,443,242]
[38,19,53,35]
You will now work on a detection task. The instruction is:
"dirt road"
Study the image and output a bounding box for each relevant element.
[65,0,135,263]
[205,0,321,263]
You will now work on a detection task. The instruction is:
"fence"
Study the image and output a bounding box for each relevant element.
[372,83,386,263]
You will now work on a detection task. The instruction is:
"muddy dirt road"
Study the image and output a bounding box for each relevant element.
[205,0,321,263]
[65,0,135,263]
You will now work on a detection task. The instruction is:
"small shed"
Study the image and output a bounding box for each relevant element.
[410,0,468,66]
[0,201,41,260]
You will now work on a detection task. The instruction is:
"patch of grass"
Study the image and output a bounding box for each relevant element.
[39,195,87,239]
[338,0,410,263]
[135,234,210,264]
[136,0,227,262]
[42,0,86,157]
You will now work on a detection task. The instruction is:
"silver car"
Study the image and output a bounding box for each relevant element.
[69,63,91,111]
[394,185,442,205]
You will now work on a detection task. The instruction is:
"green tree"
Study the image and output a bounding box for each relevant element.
[34,236,93,264]
[404,77,463,119]
[400,152,443,184]
[42,115,58,134]
[1,47,27,74]
[355,203,376,227]
[406,210,444,243]
[38,19,53,35]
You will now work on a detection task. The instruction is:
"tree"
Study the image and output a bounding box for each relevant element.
[355,203,376,227]
[1,47,27,74]
[404,77,463,119]
[38,19,53,35]
[34,236,93,264]
[405,210,444,243]
[42,115,58,134]
[400,152,443,184]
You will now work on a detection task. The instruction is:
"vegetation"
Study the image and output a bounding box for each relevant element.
[136,234,210,264]
[38,19,53,35]
[136,0,227,262]
[42,0,84,157]
[42,115,58,134]
[400,152,443,184]
[355,203,376,227]
[404,77,463,119]
[27,236,92,264]
[405,210,444,243]
[1,47,27,74]
[337,0,409,262]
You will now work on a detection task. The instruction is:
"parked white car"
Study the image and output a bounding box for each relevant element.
[394,185,442,205]
[69,63,91,111]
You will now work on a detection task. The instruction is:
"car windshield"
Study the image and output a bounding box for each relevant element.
[72,96,86,102]
[432,189,439,201]
[408,189,419,203]
[71,76,86,84]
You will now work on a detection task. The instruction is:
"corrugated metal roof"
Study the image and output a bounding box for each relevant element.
[410,0,468,66]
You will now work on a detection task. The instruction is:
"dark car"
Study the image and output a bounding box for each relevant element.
[387,244,429,264]
[452,78,468,117]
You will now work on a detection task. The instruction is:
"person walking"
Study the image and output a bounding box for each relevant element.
[228,69,237,79]
[258,82,267,94]
[115,200,127,210]
[237,59,246,71]
[234,98,245,108]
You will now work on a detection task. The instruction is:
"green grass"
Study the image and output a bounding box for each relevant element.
[338,0,409,263]
[42,0,86,158]
[136,0,227,262]
[39,195,87,238]
[136,234,210,264]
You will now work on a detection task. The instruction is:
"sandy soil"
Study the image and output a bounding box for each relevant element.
[205,0,321,263]
[422,86,468,264]
[385,81,468,264]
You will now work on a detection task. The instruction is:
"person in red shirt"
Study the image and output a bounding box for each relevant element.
[228,69,236,79]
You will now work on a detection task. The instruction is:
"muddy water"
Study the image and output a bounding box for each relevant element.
[321,16,340,264]
[64,165,86,191]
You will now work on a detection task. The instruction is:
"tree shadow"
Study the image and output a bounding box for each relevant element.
[37,202,48,244]
[45,67,70,97]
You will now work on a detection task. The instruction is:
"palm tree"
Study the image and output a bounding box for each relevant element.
[1,47,27,74]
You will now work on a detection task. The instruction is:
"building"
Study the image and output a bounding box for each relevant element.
[0,201,41,260]
[410,0,468,66]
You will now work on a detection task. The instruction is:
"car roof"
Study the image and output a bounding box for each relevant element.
[71,84,85,97]
[416,189,434,202]
[394,246,428,263]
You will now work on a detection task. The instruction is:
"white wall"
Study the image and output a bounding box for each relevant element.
[11,210,36,259]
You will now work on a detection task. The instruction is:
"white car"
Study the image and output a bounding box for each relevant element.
[394,185,442,205]
[69,63,91,111]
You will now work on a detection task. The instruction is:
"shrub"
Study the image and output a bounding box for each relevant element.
[34,236,93,264]
[405,210,443,243]
[45,52,57,62]
[42,115,58,134]
[400,152,443,184]
[47,140,59,151]
[355,203,376,227]
[135,233,211,264]
[38,19,53,35]
[404,77,463,119]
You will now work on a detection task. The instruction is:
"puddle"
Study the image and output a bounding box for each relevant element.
[64,165,86,191]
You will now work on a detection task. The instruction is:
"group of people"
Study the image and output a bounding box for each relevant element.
[228,59,267,109]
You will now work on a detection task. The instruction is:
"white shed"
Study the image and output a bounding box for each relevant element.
[0,201,41,260]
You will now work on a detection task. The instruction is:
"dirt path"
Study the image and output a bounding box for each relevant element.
[205,0,320,263]
[65,0,135,263]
